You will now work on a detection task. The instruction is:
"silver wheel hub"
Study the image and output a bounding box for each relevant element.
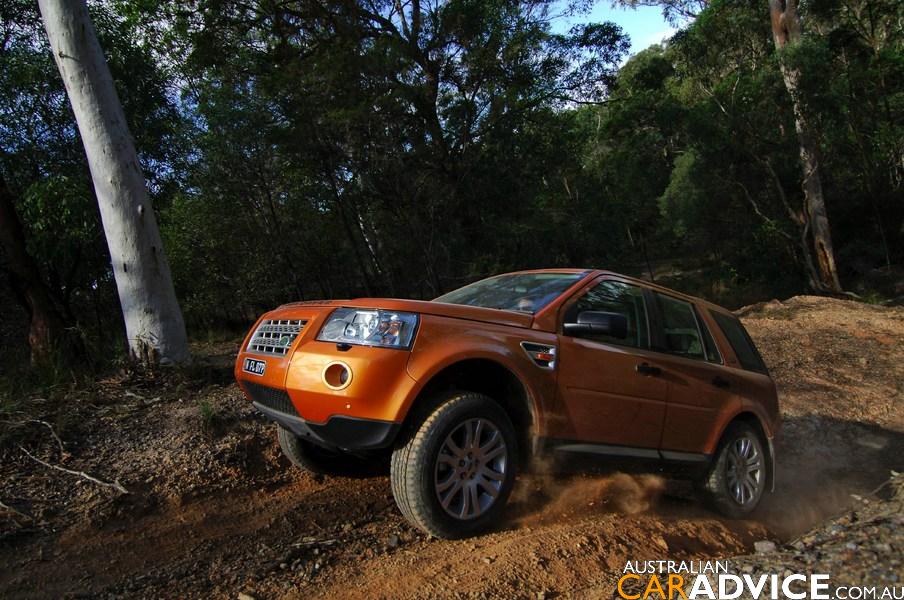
[726,434,764,506]
[434,417,507,520]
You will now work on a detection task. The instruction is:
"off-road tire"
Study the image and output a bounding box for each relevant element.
[276,424,365,476]
[391,391,518,539]
[699,422,768,518]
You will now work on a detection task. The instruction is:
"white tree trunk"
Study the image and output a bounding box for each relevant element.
[38,0,190,364]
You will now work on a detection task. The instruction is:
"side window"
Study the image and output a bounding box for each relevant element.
[566,280,649,349]
[710,311,768,373]
[698,310,723,364]
[654,293,705,360]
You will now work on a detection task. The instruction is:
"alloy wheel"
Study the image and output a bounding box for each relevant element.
[434,417,508,520]
[725,434,764,506]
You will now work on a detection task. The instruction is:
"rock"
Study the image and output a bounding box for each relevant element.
[754,540,777,554]
[387,534,400,549]
[483,556,494,565]
[238,594,257,600]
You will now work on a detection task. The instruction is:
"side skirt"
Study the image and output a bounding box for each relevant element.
[547,440,710,464]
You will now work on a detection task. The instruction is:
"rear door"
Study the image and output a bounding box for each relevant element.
[647,292,740,456]
[554,277,668,449]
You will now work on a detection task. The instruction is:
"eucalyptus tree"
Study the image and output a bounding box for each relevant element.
[37,0,189,364]
[767,0,843,292]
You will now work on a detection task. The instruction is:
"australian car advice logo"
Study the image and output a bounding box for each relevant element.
[616,560,903,600]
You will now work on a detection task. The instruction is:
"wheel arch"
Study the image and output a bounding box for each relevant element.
[401,357,537,465]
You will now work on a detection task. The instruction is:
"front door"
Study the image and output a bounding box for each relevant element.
[555,278,667,449]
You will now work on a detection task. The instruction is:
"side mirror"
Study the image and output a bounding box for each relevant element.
[564,311,628,339]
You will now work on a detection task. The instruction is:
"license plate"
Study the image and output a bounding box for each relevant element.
[243,358,266,376]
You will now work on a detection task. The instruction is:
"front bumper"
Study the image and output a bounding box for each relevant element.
[243,380,400,450]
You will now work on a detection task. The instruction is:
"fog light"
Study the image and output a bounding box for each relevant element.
[322,361,352,390]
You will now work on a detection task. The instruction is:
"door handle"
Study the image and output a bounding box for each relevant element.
[711,376,731,389]
[635,363,661,376]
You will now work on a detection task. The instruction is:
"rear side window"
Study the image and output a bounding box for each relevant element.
[698,311,722,363]
[567,280,650,349]
[654,293,705,360]
[710,311,768,373]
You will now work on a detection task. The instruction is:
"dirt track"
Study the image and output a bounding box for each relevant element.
[1,296,902,599]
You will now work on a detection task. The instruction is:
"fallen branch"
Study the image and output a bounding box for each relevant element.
[0,419,70,459]
[20,447,129,495]
[30,419,68,459]
[292,537,339,548]
[0,500,32,521]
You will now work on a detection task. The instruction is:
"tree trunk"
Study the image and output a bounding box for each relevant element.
[768,0,843,293]
[0,175,67,365]
[38,0,190,365]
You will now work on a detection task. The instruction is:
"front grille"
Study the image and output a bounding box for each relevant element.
[247,319,307,355]
[243,381,299,417]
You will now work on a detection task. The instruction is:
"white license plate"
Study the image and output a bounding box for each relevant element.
[243,358,266,376]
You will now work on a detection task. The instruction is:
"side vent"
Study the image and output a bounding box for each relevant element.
[521,342,556,370]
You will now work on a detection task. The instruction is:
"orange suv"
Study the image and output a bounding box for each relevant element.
[235,269,778,538]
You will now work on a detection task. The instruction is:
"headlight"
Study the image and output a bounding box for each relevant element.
[317,308,419,349]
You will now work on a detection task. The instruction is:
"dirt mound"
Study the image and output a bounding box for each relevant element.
[1,296,902,599]
[740,295,903,428]
[740,296,904,538]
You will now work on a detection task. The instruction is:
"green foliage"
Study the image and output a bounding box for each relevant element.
[198,399,218,430]
[146,0,634,317]
[2,0,903,371]
[659,150,702,238]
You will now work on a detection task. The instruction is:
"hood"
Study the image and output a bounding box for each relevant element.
[278,298,534,329]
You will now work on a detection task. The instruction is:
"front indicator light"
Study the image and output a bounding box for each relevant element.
[521,342,556,369]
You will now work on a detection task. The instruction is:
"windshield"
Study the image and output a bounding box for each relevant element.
[434,272,587,313]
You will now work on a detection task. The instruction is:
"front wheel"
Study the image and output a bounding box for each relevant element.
[698,422,768,518]
[390,391,518,539]
[276,424,372,476]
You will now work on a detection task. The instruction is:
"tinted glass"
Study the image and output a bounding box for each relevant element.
[434,272,586,313]
[698,311,722,363]
[567,280,649,348]
[655,293,705,360]
[710,311,768,373]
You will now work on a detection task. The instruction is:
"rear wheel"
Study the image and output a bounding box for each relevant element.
[699,422,768,518]
[276,424,371,476]
[391,391,518,539]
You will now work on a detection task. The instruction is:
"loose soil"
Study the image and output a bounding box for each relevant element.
[1,295,901,599]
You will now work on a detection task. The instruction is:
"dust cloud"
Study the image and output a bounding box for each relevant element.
[512,457,668,526]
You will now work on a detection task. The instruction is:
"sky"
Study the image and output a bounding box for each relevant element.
[550,2,679,55]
